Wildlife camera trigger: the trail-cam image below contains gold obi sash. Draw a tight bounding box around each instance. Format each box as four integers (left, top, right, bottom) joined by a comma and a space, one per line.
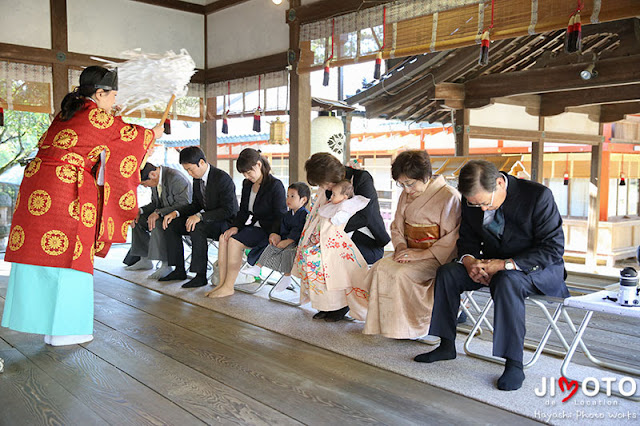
405, 222, 440, 249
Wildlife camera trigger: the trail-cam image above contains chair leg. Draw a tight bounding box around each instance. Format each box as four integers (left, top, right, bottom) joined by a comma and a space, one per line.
234, 267, 274, 294
269, 275, 302, 307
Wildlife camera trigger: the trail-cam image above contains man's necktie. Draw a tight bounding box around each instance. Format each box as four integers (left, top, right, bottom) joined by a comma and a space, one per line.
200, 179, 207, 206
485, 208, 504, 239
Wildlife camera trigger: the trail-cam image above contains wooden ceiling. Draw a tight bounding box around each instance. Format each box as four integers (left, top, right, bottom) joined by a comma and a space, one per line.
130, 0, 251, 15
346, 19, 640, 125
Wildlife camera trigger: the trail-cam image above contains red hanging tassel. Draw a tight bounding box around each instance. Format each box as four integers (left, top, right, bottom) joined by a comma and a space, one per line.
323, 60, 331, 86
253, 108, 261, 133
163, 118, 171, 135
222, 110, 229, 134
0, 107, 4, 127
564, 14, 575, 53
620, 173, 627, 186
374, 52, 382, 81
478, 30, 490, 66
374, 7, 386, 80
573, 12, 582, 52
563, 172, 569, 186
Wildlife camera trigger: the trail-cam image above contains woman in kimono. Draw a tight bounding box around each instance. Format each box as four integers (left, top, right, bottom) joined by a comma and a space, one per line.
361, 150, 461, 340
1, 66, 163, 346
295, 153, 389, 322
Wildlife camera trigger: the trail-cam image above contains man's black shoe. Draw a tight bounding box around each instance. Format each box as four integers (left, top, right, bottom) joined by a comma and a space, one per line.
182, 276, 207, 288
158, 269, 187, 281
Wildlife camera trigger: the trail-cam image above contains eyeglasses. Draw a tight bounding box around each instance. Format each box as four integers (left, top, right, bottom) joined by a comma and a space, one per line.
396, 179, 417, 189
466, 190, 495, 208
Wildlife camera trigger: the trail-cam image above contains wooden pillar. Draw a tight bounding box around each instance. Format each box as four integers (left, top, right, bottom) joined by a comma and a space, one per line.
288, 0, 311, 183
586, 141, 603, 270
342, 112, 352, 164
201, 97, 217, 165
454, 109, 469, 156
599, 123, 613, 221
531, 116, 545, 183
51, 0, 69, 116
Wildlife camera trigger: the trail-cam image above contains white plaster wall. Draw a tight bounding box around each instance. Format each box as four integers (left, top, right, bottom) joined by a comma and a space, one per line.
68, 0, 205, 68
207, 0, 289, 68
544, 112, 600, 135
469, 103, 539, 130
0, 0, 51, 48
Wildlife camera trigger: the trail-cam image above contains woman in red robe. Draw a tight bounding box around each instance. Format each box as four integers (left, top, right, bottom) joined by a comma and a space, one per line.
2, 66, 163, 346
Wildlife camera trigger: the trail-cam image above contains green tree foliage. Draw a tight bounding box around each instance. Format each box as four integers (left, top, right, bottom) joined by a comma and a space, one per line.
0, 108, 49, 175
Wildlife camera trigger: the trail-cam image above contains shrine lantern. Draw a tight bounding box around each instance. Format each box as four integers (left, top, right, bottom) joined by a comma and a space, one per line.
268, 117, 287, 145
311, 111, 345, 159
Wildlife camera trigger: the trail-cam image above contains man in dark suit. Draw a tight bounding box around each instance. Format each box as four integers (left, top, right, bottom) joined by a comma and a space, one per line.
124, 163, 192, 278
162, 146, 238, 288
414, 160, 568, 391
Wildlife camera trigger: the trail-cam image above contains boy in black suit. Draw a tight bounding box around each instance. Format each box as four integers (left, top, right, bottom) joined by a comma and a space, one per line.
162, 147, 239, 288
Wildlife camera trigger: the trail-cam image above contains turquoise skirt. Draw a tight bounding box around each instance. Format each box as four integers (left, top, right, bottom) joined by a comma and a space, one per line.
1, 263, 94, 335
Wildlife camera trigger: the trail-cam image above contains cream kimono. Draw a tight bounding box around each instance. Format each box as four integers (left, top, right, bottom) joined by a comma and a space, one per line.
295, 190, 369, 320
362, 175, 461, 339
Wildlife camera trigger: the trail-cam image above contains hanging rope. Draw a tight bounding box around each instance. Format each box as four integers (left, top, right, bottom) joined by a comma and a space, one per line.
478, 0, 494, 66
253, 75, 261, 132
222, 81, 230, 134
374, 7, 386, 80
564, 154, 569, 185
323, 18, 335, 86
565, 1, 584, 53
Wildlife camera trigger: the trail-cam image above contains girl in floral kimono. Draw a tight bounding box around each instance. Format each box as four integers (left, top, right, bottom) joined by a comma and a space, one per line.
295, 179, 370, 322
2, 66, 163, 346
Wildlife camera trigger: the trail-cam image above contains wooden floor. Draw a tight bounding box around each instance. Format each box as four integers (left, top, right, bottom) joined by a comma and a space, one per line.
0, 270, 540, 425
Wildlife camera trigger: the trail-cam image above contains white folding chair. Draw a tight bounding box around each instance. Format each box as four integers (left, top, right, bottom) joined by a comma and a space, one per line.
183, 236, 218, 278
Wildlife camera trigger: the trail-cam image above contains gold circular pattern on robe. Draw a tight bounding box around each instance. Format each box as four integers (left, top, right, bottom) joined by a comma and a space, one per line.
13, 192, 20, 214
37, 130, 49, 149
24, 158, 42, 178
56, 164, 79, 184
52, 129, 78, 149
118, 190, 136, 210
81, 202, 97, 227
68, 198, 80, 220
8, 225, 25, 251
143, 129, 154, 149
60, 153, 85, 186
107, 217, 115, 240
119, 155, 138, 178
28, 190, 52, 216
88, 145, 110, 163
90, 243, 95, 264
98, 221, 104, 239
121, 220, 133, 240
95, 241, 105, 253
120, 125, 138, 142
73, 236, 83, 260
104, 182, 111, 204
89, 108, 114, 129
41, 230, 69, 256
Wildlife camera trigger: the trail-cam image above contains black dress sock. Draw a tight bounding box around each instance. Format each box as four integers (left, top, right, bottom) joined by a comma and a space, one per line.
497, 358, 525, 391
413, 338, 456, 363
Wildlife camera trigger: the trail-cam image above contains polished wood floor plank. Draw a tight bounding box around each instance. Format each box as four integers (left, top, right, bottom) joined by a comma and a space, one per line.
0, 322, 205, 426
88, 321, 299, 425
93, 272, 539, 425
0, 348, 107, 426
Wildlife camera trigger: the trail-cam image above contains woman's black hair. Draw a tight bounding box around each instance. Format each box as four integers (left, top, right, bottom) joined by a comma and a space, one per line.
237, 148, 271, 180
60, 66, 112, 121
288, 181, 311, 207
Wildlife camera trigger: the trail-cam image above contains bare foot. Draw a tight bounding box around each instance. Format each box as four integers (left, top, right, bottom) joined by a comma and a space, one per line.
206, 287, 234, 298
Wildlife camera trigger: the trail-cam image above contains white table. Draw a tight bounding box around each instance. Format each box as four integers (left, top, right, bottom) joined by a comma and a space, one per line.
562, 290, 640, 400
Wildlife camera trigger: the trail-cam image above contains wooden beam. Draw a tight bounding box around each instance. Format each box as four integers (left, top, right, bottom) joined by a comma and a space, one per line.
205, 52, 288, 84
291, 0, 394, 25
288, 0, 311, 183
435, 83, 465, 110
586, 139, 603, 270
530, 117, 544, 183
539, 84, 640, 117
465, 54, 640, 108
201, 97, 217, 165
204, 0, 250, 15
130, 0, 205, 14
51, 0, 68, 116
454, 109, 469, 156
597, 102, 640, 123
493, 95, 541, 116
465, 125, 604, 145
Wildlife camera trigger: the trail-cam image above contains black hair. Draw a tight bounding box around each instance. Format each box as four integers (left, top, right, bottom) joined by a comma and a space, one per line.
391, 150, 433, 182
140, 163, 156, 181
458, 160, 500, 198
179, 146, 207, 165
237, 148, 271, 178
60, 66, 112, 121
304, 152, 346, 186
288, 181, 311, 207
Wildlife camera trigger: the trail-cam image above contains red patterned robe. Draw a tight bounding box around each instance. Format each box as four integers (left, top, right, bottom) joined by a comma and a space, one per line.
5, 100, 154, 274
